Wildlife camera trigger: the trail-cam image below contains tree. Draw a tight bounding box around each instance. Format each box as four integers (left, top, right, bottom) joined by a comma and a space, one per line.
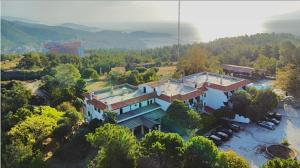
230, 90, 252, 117
54, 64, 81, 87
1, 81, 32, 114
253, 90, 278, 113
81, 68, 99, 80
214, 106, 235, 119
262, 158, 300, 168
2, 140, 32, 168
42, 64, 83, 104
183, 136, 219, 168
17, 52, 47, 69
8, 106, 63, 145
103, 110, 117, 124
166, 100, 202, 129
279, 41, 296, 65
254, 55, 277, 74
217, 150, 250, 168
86, 124, 138, 168
274, 64, 300, 97
177, 47, 209, 75
141, 131, 184, 168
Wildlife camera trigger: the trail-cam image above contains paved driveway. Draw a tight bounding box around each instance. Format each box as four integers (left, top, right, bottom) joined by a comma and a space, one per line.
220, 105, 300, 168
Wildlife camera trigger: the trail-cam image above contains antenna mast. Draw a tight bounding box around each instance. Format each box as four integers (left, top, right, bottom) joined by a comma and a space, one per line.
177, 0, 181, 60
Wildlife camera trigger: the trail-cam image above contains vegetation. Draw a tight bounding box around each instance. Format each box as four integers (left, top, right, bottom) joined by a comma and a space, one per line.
2, 32, 300, 167
262, 158, 300, 168
108, 67, 159, 85
141, 131, 185, 168
41, 64, 86, 105
86, 124, 139, 168
217, 150, 250, 168
183, 136, 219, 168
229, 88, 278, 122
164, 100, 202, 132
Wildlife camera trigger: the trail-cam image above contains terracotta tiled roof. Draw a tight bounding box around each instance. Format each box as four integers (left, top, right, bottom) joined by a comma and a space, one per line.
204, 106, 215, 113
221, 64, 254, 74
204, 79, 251, 92
82, 93, 90, 99
92, 99, 108, 109
111, 92, 156, 110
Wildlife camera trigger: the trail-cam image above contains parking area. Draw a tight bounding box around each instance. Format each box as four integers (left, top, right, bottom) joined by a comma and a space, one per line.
220, 105, 300, 168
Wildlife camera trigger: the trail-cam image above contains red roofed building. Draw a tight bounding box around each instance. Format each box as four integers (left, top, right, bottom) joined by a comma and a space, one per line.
83, 72, 252, 133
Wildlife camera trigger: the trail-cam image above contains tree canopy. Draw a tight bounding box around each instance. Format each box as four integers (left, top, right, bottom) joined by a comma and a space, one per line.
183, 136, 219, 168
86, 123, 139, 168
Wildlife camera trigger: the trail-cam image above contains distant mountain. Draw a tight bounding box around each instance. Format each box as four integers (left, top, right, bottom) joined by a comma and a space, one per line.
1, 19, 175, 53
1, 16, 40, 24
59, 23, 100, 32
264, 11, 300, 36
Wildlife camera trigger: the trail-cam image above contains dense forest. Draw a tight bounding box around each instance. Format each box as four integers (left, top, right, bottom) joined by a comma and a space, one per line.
1, 33, 300, 168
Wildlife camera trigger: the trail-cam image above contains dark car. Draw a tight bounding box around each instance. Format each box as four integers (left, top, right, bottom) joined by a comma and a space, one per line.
265, 116, 280, 125
257, 121, 275, 130
225, 123, 240, 132
205, 135, 222, 146
211, 131, 230, 141
268, 112, 282, 121
216, 127, 233, 136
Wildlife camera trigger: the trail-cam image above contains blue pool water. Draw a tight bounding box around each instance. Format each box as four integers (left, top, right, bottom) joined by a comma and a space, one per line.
247, 80, 273, 90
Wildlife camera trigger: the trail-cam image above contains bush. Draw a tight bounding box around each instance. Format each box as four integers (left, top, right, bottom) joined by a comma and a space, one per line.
281, 139, 290, 146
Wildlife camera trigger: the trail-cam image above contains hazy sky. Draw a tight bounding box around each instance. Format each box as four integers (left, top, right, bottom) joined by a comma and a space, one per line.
2, 1, 300, 42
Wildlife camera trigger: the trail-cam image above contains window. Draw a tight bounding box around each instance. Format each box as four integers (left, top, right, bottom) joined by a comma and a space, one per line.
204, 93, 206, 97
98, 109, 100, 113
150, 100, 153, 104
120, 108, 123, 114
143, 87, 146, 93
139, 102, 142, 108
88, 111, 91, 116
94, 107, 97, 111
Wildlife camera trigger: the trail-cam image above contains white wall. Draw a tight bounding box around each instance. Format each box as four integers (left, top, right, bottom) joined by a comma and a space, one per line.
138, 85, 154, 93
205, 88, 228, 109
83, 98, 104, 121
156, 98, 171, 111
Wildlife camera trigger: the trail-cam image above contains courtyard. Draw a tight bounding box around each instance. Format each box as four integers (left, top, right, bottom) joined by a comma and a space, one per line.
220, 104, 300, 168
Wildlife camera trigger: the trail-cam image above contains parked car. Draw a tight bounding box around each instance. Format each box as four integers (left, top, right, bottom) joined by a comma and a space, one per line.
268, 112, 282, 121
257, 121, 275, 130
205, 135, 222, 146
225, 123, 240, 132
265, 116, 280, 125
211, 131, 230, 141
216, 127, 233, 136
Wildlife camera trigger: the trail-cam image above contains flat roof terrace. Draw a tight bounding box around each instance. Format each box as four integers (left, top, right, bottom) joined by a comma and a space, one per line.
184, 72, 243, 86
92, 84, 146, 105
158, 81, 197, 97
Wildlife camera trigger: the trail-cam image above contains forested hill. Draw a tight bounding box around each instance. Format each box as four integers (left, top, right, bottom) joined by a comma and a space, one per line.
1, 19, 173, 53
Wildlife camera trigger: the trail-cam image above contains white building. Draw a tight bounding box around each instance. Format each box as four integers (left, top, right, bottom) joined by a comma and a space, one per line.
82, 72, 251, 134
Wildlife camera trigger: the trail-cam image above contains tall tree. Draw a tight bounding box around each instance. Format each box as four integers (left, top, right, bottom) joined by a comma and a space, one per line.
141, 131, 185, 168
177, 47, 209, 75
86, 124, 139, 168
183, 136, 219, 168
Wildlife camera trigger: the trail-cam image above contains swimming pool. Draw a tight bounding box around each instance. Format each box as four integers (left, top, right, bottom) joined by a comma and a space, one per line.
247, 80, 273, 90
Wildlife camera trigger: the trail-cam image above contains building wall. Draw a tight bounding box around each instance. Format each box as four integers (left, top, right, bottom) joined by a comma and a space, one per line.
84, 99, 104, 121
205, 88, 228, 109
156, 98, 171, 111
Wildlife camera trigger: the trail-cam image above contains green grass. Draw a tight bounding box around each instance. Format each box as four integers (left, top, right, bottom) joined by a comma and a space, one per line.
86, 79, 109, 92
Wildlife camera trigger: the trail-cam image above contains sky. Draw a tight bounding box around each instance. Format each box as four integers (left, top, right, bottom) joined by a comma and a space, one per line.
2, 1, 300, 42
